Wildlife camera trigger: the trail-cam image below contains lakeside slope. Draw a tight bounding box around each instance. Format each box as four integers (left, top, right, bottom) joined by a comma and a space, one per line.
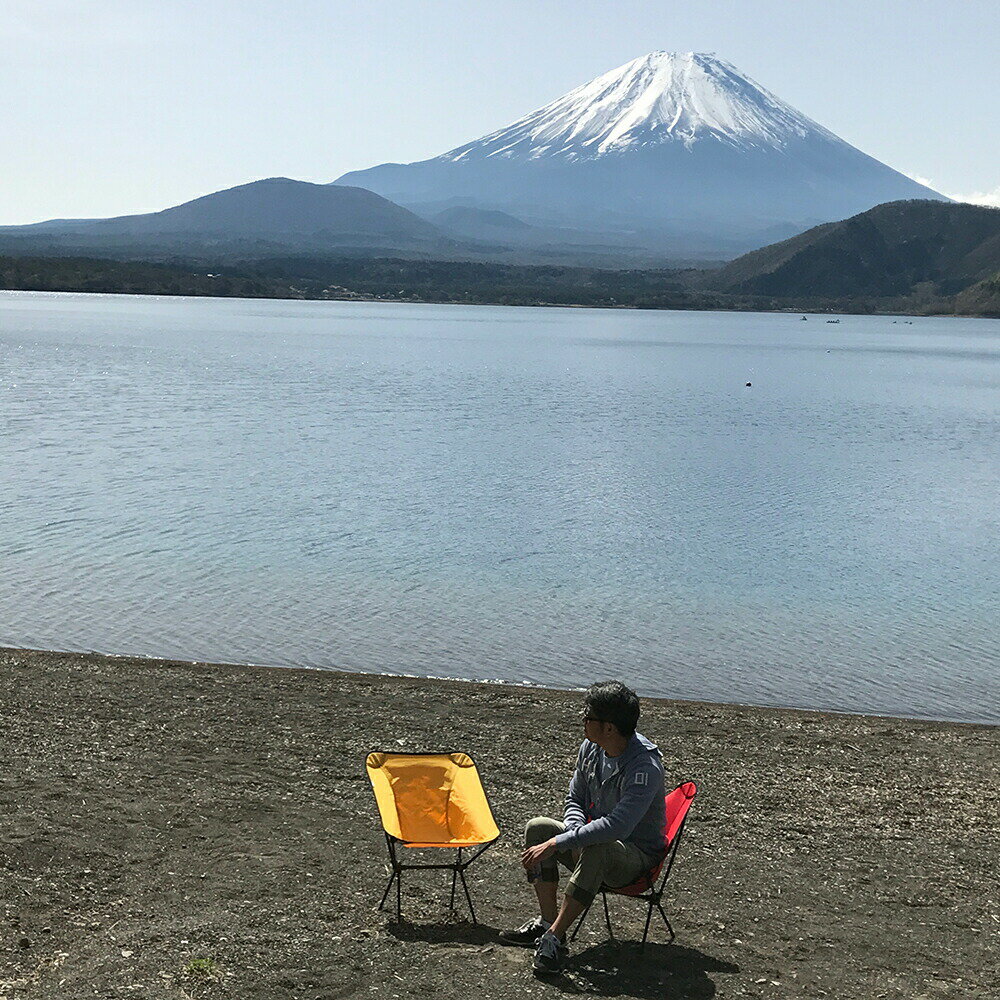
2, 647, 997, 998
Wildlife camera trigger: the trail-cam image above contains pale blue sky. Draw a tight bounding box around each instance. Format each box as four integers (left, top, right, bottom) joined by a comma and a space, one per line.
3, 0, 998, 224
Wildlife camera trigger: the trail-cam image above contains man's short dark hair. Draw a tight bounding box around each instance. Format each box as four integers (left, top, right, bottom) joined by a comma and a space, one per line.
584, 681, 640, 738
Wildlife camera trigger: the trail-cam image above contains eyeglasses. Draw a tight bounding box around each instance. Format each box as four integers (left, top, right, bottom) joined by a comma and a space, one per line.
581, 714, 605, 725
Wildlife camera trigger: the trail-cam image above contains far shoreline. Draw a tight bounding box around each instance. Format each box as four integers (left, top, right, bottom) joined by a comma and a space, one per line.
0, 284, 987, 320
0, 284, 971, 319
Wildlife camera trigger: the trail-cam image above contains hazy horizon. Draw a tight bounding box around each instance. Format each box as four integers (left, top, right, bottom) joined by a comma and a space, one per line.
3, 0, 998, 225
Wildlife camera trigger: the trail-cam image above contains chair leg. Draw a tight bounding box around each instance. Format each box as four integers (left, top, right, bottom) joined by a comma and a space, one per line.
450, 847, 461, 913
570, 902, 592, 942
396, 868, 403, 921
640, 899, 655, 953
458, 868, 478, 924
378, 871, 396, 912
656, 901, 675, 943
602, 892, 614, 940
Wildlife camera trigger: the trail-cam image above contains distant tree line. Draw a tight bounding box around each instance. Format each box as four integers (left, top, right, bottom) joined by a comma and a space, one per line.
0, 256, 294, 299
1, 253, 995, 317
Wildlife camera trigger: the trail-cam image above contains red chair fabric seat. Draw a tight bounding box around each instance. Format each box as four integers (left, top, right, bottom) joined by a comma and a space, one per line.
608, 861, 664, 896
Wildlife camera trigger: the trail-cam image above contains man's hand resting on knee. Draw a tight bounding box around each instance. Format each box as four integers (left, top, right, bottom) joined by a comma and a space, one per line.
521, 838, 558, 870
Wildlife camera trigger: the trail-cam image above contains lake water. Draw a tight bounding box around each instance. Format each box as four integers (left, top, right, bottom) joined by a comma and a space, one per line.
1, 291, 998, 723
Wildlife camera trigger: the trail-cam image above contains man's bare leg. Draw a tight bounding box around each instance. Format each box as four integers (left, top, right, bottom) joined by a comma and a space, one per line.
548, 893, 586, 941
533, 880, 559, 924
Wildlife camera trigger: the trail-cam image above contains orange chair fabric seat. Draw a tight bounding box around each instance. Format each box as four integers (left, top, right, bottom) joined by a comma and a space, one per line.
365, 752, 500, 848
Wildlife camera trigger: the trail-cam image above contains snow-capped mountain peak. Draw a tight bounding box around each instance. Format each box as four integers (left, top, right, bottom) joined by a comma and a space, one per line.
441, 51, 835, 162
334, 50, 946, 256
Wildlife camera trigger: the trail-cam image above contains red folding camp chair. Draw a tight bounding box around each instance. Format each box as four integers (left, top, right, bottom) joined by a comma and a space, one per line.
571, 780, 698, 951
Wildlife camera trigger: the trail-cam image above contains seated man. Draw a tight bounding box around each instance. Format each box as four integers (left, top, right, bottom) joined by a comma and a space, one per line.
501, 681, 666, 973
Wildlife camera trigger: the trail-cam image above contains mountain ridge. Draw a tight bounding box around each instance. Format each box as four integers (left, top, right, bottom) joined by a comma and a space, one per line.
0, 178, 443, 254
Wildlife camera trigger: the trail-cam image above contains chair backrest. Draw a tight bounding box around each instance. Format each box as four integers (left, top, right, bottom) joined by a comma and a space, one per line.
365, 751, 500, 846
664, 780, 698, 849
607, 780, 698, 896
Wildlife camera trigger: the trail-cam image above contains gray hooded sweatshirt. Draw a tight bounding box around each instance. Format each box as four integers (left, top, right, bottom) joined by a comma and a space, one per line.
553, 732, 666, 860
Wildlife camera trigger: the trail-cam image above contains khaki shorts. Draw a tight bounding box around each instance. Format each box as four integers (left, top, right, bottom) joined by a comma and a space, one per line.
524, 816, 654, 906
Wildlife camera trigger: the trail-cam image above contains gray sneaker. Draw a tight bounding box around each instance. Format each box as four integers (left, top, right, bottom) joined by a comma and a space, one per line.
532, 930, 569, 974
499, 915, 551, 946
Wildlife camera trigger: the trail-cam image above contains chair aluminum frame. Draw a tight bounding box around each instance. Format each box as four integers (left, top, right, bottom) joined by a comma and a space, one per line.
570, 783, 696, 951
377, 833, 495, 923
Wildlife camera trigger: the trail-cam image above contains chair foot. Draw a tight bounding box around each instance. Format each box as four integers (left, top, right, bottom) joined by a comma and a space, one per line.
602, 892, 615, 940
640, 900, 655, 951
571, 903, 592, 942
378, 871, 397, 913
459, 868, 478, 924
656, 902, 675, 943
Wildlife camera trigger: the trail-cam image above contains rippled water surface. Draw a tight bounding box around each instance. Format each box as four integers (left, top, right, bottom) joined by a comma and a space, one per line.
2, 292, 998, 722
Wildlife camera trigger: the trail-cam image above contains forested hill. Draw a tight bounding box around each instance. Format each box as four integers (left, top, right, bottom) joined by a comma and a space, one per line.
954, 270, 1000, 316
2, 247, 998, 316
714, 200, 1000, 301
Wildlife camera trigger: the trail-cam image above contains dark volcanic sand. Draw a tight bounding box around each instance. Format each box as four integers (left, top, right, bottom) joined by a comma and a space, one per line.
1, 647, 997, 999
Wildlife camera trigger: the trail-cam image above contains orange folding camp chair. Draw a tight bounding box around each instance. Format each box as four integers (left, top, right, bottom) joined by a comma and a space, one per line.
571, 780, 698, 951
365, 751, 500, 922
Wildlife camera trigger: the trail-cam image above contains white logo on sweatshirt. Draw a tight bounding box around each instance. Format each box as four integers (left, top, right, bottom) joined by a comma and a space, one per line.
634, 771, 648, 786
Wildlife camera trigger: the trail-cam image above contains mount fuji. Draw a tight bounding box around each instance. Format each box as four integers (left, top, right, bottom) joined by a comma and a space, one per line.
335, 52, 947, 255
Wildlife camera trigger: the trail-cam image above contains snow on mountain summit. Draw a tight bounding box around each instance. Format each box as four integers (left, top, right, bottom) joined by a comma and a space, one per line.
441, 52, 837, 163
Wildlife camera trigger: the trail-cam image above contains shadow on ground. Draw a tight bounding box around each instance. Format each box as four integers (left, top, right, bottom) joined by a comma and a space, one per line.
549, 942, 738, 999
386, 919, 737, 998
385, 917, 501, 946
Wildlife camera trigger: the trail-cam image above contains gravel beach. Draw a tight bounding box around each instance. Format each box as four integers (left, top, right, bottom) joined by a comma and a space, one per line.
1, 646, 997, 999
